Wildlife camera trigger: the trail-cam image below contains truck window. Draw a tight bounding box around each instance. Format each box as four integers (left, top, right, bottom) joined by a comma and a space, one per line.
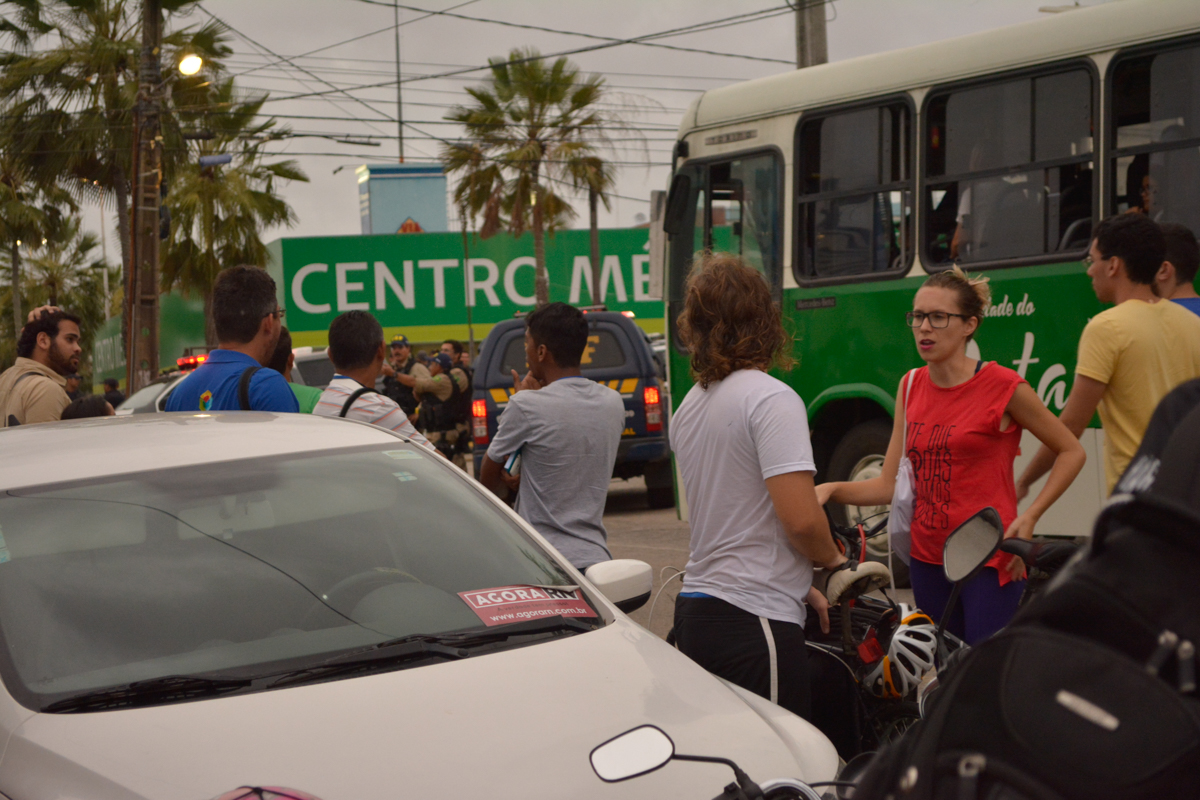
499, 329, 628, 374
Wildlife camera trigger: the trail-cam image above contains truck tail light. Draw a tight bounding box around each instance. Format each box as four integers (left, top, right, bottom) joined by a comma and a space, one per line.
472, 399, 489, 445
644, 385, 662, 432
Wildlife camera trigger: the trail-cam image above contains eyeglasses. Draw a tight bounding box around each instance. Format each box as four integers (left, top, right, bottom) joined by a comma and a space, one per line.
905, 311, 971, 329
264, 308, 286, 320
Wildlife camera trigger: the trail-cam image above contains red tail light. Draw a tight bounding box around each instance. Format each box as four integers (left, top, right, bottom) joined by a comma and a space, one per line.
176, 354, 208, 371
644, 385, 662, 432
472, 399, 489, 445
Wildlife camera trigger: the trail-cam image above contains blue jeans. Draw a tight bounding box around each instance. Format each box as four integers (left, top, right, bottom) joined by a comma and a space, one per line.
909, 558, 1025, 645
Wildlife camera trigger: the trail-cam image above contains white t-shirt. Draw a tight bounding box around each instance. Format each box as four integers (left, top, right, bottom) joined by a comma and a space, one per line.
670, 370, 817, 626
315, 377, 436, 452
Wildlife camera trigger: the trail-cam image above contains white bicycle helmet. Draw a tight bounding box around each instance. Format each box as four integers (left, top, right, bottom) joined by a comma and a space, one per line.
865, 612, 937, 699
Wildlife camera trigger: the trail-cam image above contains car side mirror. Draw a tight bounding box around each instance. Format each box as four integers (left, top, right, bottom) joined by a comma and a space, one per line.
942, 507, 1004, 583
591, 725, 675, 782
584, 559, 652, 613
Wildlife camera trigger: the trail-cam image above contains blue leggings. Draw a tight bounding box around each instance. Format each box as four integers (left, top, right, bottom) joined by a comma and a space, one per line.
908, 558, 1025, 646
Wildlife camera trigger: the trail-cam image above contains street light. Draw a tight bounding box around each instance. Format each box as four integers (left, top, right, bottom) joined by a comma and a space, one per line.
178, 54, 202, 76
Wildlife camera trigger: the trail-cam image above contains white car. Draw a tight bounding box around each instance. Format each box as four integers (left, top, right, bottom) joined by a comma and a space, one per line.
0, 413, 837, 799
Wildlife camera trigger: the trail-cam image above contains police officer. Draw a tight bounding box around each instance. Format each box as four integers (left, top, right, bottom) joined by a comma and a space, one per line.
416, 352, 470, 468
381, 335, 428, 423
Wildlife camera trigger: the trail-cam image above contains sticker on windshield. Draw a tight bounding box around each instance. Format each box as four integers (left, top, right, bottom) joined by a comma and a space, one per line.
384, 449, 423, 460
392, 471, 418, 482
458, 585, 597, 626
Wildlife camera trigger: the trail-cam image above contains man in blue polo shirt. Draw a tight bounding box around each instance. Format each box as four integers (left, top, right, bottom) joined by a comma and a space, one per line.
166, 265, 299, 413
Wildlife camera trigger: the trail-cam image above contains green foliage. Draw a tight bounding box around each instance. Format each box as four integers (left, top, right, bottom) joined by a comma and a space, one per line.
0, 0, 305, 355
0, 213, 114, 380
162, 77, 306, 345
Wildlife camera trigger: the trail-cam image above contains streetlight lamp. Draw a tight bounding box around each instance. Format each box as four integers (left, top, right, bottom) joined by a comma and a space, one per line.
178, 53, 202, 76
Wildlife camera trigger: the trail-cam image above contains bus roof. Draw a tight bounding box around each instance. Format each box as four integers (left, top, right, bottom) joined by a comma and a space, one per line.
683, 0, 1200, 133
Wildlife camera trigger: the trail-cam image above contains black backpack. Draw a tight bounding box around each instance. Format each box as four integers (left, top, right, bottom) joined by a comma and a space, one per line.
855, 381, 1200, 800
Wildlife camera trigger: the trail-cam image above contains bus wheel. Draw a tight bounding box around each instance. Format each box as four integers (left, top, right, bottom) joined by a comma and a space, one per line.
826, 419, 910, 588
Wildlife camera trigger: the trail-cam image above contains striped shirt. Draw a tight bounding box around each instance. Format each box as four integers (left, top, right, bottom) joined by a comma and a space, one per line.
315, 376, 436, 452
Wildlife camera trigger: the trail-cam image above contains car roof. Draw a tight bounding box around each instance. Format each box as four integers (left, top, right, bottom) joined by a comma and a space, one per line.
0, 413, 406, 492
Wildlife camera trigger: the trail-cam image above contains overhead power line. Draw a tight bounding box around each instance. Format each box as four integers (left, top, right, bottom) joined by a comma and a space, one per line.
260, 4, 803, 103
344, 0, 796, 65
228, 0, 484, 80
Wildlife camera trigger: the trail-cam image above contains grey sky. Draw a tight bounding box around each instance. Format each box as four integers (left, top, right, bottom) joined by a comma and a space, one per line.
86, 0, 1114, 250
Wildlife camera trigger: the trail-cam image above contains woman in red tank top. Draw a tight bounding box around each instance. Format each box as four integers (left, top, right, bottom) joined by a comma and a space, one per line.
818, 268, 1086, 643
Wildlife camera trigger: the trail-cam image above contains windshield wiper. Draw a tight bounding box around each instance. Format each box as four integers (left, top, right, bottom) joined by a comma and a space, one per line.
266, 617, 598, 690
42, 674, 253, 713
383, 615, 600, 648
266, 638, 470, 689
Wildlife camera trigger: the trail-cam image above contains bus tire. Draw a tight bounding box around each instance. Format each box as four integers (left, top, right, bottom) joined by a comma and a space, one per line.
826, 419, 910, 588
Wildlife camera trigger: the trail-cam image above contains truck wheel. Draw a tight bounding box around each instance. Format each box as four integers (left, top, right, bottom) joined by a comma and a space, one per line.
826, 419, 909, 588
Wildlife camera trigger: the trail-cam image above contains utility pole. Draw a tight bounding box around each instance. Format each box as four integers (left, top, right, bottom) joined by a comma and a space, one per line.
795, 0, 828, 68
394, 0, 404, 162
127, 0, 162, 392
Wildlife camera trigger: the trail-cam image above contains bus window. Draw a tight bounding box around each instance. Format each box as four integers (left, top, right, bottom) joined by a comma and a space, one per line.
795, 103, 912, 281
1112, 44, 1200, 229
924, 68, 1094, 266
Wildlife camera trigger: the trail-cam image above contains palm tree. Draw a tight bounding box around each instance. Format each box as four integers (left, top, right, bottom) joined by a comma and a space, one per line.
0, 212, 112, 379
0, 0, 229, 283
443, 47, 612, 306
0, 152, 70, 334
567, 155, 617, 305
161, 78, 307, 346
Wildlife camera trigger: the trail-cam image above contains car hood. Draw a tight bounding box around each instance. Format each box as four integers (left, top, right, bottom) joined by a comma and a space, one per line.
1, 619, 837, 800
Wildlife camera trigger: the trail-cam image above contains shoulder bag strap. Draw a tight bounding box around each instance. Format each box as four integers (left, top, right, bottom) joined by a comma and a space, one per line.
339, 386, 377, 418
237, 366, 261, 411
901, 369, 915, 441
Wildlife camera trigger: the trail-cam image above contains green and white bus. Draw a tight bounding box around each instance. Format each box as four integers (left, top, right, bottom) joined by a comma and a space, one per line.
660, 0, 1200, 538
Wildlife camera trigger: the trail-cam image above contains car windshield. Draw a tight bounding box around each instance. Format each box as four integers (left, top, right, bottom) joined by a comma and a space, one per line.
0, 444, 593, 711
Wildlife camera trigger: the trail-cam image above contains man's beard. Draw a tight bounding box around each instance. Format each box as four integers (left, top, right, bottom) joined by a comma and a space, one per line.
48, 341, 78, 375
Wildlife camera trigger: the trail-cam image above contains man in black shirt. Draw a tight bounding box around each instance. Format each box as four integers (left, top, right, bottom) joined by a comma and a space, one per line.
102, 378, 125, 409
380, 334, 425, 422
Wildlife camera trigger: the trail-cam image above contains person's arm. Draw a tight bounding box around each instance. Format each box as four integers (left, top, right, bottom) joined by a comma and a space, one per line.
765, 471, 846, 568
1003, 383, 1086, 553
1017, 373, 1105, 498
816, 374, 907, 508
478, 399, 527, 496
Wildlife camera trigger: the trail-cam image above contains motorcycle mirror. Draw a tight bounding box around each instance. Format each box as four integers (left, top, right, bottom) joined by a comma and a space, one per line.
942, 507, 1004, 583
590, 725, 675, 782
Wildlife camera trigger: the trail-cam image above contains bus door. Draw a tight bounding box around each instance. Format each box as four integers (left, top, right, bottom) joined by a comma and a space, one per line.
663, 152, 784, 376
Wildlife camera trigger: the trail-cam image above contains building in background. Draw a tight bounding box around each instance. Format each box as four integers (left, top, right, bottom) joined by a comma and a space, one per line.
357, 164, 449, 235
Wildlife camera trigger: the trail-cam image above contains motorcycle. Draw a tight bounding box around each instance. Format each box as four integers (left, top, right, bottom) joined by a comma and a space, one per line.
915, 513, 1083, 717
589, 724, 841, 800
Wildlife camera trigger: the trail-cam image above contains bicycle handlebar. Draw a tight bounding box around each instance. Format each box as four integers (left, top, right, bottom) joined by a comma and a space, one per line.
998, 538, 1079, 571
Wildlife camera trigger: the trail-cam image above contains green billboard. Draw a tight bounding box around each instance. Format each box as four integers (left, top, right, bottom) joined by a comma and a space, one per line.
270, 228, 664, 348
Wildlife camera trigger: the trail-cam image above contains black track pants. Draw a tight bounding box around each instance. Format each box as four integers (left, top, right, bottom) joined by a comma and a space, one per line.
674, 594, 812, 720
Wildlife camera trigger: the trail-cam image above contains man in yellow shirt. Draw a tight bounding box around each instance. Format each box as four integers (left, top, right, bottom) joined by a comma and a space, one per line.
1020, 215, 1200, 496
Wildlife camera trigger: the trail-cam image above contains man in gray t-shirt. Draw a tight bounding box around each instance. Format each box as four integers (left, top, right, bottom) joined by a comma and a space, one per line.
480, 303, 625, 570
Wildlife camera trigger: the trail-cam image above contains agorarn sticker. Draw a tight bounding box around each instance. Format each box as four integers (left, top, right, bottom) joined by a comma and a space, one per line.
458, 585, 597, 627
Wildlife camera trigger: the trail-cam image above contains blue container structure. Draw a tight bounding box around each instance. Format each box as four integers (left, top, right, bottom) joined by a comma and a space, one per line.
357, 164, 449, 235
